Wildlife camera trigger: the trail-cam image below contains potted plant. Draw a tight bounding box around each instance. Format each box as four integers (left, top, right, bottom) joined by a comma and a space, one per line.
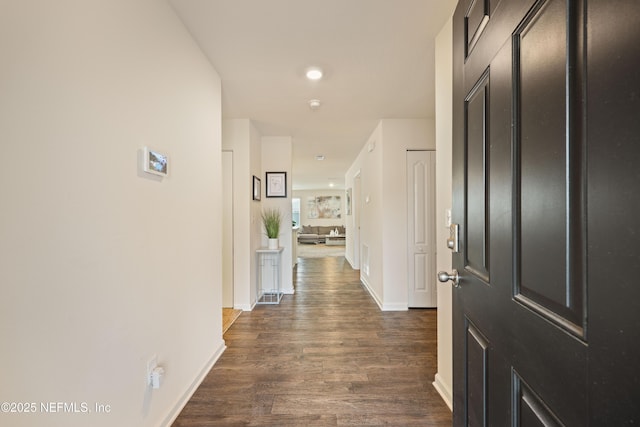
261, 208, 282, 249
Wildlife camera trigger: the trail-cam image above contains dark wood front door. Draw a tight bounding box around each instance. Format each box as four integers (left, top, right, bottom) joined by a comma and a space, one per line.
451, 0, 640, 425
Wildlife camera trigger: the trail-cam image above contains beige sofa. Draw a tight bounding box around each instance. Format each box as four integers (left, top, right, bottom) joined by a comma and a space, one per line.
297, 225, 346, 244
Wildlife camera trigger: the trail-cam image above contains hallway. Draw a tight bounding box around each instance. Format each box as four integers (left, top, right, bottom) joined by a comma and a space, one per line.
173, 256, 451, 426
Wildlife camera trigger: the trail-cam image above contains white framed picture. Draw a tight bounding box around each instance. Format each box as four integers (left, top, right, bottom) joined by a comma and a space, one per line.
143, 147, 168, 177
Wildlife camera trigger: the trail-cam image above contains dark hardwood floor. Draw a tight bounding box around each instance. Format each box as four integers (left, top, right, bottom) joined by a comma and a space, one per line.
173, 256, 452, 426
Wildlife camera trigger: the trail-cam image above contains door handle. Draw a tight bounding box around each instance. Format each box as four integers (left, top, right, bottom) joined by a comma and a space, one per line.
438, 269, 460, 287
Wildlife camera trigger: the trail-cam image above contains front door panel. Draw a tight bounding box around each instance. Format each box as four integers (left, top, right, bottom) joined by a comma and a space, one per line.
513, 373, 564, 427
465, 319, 489, 426
452, 0, 594, 425
465, 69, 490, 282
513, 0, 585, 335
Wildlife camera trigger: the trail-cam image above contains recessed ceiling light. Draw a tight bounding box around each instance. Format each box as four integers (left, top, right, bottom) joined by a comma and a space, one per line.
315, 155, 325, 161
308, 99, 321, 110
306, 67, 323, 80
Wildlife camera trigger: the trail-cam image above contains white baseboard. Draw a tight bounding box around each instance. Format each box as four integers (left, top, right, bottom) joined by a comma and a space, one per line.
345, 253, 358, 270
381, 302, 408, 311
360, 276, 407, 311
433, 372, 453, 411
360, 276, 383, 310
237, 299, 258, 311
162, 342, 226, 426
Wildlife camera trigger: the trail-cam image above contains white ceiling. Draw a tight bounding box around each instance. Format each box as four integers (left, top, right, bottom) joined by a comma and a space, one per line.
169, 0, 457, 190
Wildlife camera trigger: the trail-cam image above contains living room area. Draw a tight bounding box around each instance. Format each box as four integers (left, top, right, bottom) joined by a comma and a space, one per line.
293, 189, 347, 258
297, 224, 346, 245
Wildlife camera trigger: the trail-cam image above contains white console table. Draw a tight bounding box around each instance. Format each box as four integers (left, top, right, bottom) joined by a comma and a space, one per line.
256, 247, 284, 304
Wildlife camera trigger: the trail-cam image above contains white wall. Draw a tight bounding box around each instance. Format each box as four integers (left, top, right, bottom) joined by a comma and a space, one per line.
345, 119, 434, 310
261, 137, 294, 294
433, 15, 454, 410
0, 2, 224, 426
222, 119, 263, 310
293, 190, 346, 227
346, 124, 384, 303
380, 119, 435, 309
249, 123, 263, 302
222, 120, 248, 309
344, 172, 362, 271
222, 151, 234, 308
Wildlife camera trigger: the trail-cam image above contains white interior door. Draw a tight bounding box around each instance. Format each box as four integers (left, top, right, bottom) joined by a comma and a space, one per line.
407, 150, 436, 308
222, 151, 233, 308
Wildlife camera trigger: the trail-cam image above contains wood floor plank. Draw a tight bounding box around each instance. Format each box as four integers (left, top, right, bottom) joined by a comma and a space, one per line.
172, 256, 451, 426
270, 393, 434, 416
